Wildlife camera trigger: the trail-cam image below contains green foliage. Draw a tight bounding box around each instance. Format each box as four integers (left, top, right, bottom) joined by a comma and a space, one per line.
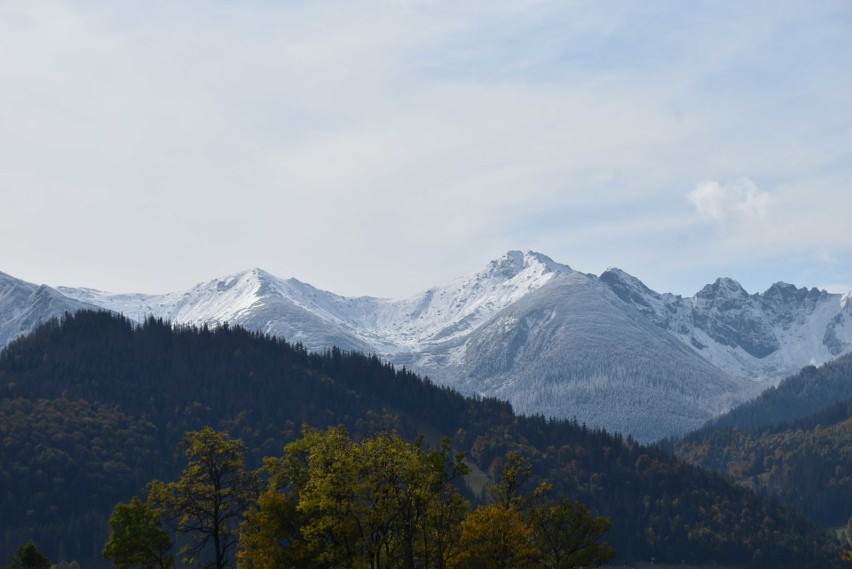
0, 397, 163, 563
103, 496, 172, 569
454, 457, 614, 569
8, 543, 50, 569
239, 427, 470, 569
453, 504, 537, 569
453, 456, 613, 569
528, 498, 614, 569
676, 399, 852, 526
148, 428, 259, 569
489, 451, 533, 509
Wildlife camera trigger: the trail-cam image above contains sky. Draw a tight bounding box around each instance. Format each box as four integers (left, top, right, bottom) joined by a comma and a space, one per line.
1, 0, 851, 298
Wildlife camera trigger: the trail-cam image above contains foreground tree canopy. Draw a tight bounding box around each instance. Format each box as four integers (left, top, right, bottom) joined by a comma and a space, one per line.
149, 428, 260, 569
102, 427, 614, 569
102, 497, 172, 569
8, 543, 51, 569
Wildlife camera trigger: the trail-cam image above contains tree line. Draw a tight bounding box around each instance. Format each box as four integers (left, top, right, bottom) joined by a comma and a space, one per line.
103, 427, 613, 569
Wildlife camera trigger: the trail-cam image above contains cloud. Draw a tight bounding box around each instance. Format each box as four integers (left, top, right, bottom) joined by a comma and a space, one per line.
819, 283, 852, 294
688, 178, 770, 224
0, 1, 850, 298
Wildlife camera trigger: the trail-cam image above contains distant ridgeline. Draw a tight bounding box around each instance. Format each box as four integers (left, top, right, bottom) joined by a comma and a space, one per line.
671, 354, 852, 528
0, 311, 844, 568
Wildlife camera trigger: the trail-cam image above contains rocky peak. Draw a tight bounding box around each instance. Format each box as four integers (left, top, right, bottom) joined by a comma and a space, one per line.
696, 277, 750, 302
482, 250, 570, 281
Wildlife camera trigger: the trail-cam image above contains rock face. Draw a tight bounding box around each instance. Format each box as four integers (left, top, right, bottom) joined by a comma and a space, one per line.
598, 267, 852, 381
4, 251, 852, 442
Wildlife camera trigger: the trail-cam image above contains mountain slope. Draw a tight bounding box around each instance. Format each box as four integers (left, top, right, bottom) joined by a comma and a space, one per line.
57, 251, 570, 354
0, 271, 99, 348
2, 250, 849, 441
701, 351, 852, 431
675, 398, 852, 527
670, 354, 852, 526
56, 253, 759, 441
442, 272, 758, 442
600, 268, 852, 379
0, 311, 843, 568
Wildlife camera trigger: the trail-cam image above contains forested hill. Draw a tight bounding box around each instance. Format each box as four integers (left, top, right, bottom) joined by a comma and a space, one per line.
706, 352, 852, 431
668, 354, 852, 527
674, 398, 852, 527
0, 311, 843, 568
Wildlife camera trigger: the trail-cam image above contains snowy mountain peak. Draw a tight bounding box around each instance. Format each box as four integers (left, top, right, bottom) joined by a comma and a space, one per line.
223, 267, 278, 288
600, 267, 658, 296
762, 281, 830, 304
764, 281, 799, 297
482, 250, 570, 281
696, 277, 749, 300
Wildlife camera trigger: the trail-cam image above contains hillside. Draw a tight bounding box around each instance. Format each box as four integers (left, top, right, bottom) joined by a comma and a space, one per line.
705, 352, 852, 431
674, 399, 852, 527
0, 311, 843, 568
669, 355, 852, 527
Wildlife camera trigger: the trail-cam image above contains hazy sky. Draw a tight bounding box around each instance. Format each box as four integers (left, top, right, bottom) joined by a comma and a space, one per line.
2, 1, 851, 298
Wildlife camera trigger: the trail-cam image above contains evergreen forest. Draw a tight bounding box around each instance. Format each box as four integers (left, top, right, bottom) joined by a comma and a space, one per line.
0, 311, 846, 568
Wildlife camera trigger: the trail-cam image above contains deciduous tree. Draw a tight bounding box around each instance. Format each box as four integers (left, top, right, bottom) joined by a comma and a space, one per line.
9, 543, 50, 569
149, 428, 259, 569
238, 427, 470, 569
452, 504, 537, 569
103, 496, 173, 569
528, 498, 614, 569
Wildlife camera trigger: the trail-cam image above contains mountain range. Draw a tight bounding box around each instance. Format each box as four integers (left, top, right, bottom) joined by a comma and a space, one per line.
3, 250, 851, 441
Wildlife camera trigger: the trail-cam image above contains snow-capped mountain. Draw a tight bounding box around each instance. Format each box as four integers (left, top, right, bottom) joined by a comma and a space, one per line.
599, 268, 852, 380
423, 270, 758, 442
5, 251, 852, 441
0, 271, 100, 348
58, 250, 570, 356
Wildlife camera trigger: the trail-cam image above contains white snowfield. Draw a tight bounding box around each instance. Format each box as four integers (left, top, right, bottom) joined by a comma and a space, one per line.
3, 251, 851, 442
59, 251, 568, 356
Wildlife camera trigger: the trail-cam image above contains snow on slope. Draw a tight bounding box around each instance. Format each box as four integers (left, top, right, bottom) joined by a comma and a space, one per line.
59, 250, 569, 354
55, 252, 768, 441
61, 269, 376, 353
438, 271, 761, 441
600, 268, 852, 380
8, 250, 852, 441
368, 250, 570, 350
0, 271, 100, 348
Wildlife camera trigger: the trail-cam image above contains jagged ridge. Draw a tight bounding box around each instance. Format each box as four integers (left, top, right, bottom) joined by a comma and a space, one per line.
2, 251, 850, 441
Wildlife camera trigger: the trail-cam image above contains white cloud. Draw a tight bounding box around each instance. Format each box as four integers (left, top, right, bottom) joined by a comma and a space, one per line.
688, 178, 770, 224
819, 283, 852, 294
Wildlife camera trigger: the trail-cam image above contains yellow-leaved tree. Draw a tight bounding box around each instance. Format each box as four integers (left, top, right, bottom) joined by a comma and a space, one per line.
238, 426, 469, 569
148, 428, 259, 569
